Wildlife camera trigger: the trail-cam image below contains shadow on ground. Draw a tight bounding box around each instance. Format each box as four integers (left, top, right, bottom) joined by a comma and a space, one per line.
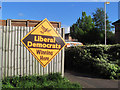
64, 70, 118, 88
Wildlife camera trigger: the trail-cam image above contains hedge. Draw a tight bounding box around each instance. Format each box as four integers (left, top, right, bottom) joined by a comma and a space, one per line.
65, 44, 120, 79
2, 73, 82, 88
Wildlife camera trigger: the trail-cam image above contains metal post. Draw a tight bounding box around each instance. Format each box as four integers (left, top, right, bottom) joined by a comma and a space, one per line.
0, 1, 2, 90
104, 2, 106, 45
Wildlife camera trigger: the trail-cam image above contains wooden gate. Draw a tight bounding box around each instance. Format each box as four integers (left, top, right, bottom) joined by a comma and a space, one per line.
0, 26, 65, 79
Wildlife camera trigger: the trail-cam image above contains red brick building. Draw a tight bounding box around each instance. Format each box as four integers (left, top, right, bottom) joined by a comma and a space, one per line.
112, 19, 120, 43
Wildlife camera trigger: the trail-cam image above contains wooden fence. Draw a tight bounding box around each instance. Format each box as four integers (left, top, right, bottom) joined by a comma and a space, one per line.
0, 26, 65, 79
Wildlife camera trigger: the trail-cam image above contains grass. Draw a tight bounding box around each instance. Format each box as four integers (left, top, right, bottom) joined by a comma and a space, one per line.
2, 73, 82, 89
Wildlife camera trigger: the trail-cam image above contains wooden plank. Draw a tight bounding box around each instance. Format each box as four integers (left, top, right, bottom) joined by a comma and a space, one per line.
17, 26, 21, 76
16, 26, 18, 75
58, 51, 61, 73
1, 26, 3, 79
61, 28, 65, 77
48, 61, 50, 74
56, 54, 59, 73
6, 26, 10, 77
20, 26, 22, 76
30, 52, 33, 75
21, 26, 24, 76
32, 55, 34, 76
43, 64, 46, 75
56, 28, 60, 73
40, 64, 43, 75
46, 64, 48, 74
23, 27, 27, 75
50, 61, 52, 74
9, 26, 12, 76
39, 62, 41, 75
30, 27, 36, 75
29, 27, 32, 75
49, 55, 52, 74
33, 56, 36, 75
4, 26, 6, 78
43, 64, 48, 75
13, 26, 16, 76
1, 26, 4, 79
31, 27, 34, 76
27, 27, 30, 75
32, 27, 34, 75
37, 60, 39, 75
3, 26, 7, 78
51, 59, 54, 74
34, 36, 37, 75
10, 26, 13, 76
56, 28, 59, 73
43, 68, 45, 75
35, 57, 37, 75
39, 59, 41, 75
53, 56, 56, 73
22, 27, 25, 76
29, 27, 31, 75
59, 28, 62, 73
56, 28, 58, 73
15, 27, 19, 75
14, 26, 16, 76
53, 28, 57, 74
26, 27, 29, 75
29, 27, 33, 75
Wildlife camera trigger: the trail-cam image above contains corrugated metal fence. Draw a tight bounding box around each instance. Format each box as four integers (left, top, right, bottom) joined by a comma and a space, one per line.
0, 26, 65, 79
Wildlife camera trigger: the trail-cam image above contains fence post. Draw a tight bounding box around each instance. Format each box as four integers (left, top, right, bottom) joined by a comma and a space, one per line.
0, 26, 2, 89
61, 28, 65, 77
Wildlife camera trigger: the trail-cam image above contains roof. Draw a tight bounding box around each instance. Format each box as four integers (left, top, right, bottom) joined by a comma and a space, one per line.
112, 19, 120, 25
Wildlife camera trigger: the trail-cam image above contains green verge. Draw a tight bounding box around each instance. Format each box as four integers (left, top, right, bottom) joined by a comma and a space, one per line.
65, 44, 120, 79
2, 73, 82, 89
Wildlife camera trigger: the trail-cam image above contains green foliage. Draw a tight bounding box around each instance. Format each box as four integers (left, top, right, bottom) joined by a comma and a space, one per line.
70, 8, 115, 44
92, 8, 115, 44
2, 73, 82, 89
65, 45, 120, 79
70, 12, 95, 44
92, 8, 111, 31
106, 31, 115, 44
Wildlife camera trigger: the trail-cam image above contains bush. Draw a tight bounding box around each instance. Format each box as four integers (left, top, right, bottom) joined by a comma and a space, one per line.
65, 44, 120, 79
2, 73, 82, 89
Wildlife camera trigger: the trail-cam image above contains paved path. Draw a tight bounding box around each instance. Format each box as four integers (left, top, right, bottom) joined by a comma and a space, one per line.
64, 70, 119, 88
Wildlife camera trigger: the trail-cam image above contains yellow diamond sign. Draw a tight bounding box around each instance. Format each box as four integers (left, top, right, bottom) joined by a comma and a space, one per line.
21, 18, 66, 68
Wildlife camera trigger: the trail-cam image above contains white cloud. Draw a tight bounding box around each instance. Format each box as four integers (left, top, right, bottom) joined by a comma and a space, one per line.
2, 0, 120, 2
18, 13, 24, 16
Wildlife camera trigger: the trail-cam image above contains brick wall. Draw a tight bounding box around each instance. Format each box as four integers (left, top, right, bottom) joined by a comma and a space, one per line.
112, 19, 120, 43
115, 24, 120, 43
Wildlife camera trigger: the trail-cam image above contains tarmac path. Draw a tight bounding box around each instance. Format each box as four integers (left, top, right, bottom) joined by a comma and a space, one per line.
64, 70, 119, 88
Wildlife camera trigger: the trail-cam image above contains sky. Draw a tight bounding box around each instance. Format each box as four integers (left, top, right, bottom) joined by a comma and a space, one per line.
1, 2, 119, 28
1, 0, 120, 2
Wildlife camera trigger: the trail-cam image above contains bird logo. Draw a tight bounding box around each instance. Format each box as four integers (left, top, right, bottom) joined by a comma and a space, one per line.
40, 25, 51, 34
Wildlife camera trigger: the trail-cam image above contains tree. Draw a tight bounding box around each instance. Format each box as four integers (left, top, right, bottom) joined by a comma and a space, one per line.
70, 9, 115, 44
92, 8, 115, 44
70, 12, 95, 44
92, 8, 111, 31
